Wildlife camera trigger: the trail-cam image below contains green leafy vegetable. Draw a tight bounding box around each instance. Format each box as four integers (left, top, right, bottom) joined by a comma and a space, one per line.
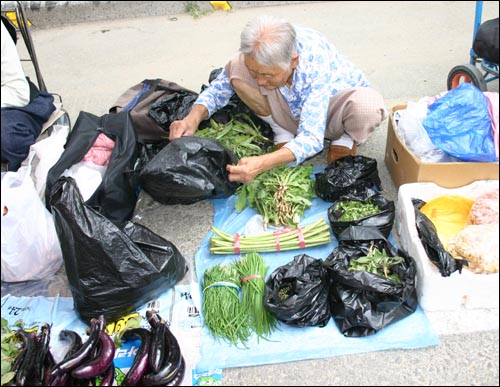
1, 318, 23, 386
196, 113, 273, 159
236, 164, 316, 228
333, 199, 380, 222
348, 243, 405, 284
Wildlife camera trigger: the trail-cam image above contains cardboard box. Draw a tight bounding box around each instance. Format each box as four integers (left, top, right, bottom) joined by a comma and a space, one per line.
384, 104, 499, 189
396, 180, 499, 311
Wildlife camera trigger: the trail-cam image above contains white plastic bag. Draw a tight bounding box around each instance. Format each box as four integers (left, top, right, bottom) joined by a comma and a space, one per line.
396, 100, 458, 162
28, 124, 70, 201
1, 165, 63, 282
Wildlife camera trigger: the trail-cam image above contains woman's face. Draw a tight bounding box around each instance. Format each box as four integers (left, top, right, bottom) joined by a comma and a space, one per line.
244, 54, 298, 90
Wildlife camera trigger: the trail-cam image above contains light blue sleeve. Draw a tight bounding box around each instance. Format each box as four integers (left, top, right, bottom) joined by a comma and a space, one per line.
194, 69, 235, 117
284, 44, 333, 165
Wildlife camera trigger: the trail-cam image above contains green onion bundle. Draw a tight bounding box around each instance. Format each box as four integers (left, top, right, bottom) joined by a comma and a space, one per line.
201, 264, 251, 346
234, 252, 278, 339
209, 218, 331, 254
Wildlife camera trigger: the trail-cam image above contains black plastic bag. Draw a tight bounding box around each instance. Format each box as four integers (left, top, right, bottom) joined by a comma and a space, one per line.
264, 254, 330, 327
324, 226, 418, 337
133, 139, 171, 175
49, 176, 188, 323
139, 136, 240, 205
315, 155, 382, 202
45, 110, 138, 224
327, 188, 395, 239
473, 17, 499, 64
412, 198, 466, 276
148, 90, 198, 128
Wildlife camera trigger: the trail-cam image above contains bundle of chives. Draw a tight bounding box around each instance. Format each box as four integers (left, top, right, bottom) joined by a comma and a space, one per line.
209, 218, 331, 255
234, 252, 278, 339
201, 263, 251, 346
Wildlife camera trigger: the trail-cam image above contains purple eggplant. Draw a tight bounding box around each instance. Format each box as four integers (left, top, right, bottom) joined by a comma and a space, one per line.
71, 331, 115, 379
121, 328, 152, 386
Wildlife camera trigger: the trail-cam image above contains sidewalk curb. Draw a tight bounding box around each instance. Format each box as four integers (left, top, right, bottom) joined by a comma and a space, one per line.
1, 1, 313, 29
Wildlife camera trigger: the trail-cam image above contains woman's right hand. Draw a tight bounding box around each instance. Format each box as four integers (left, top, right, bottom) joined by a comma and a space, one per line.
169, 104, 209, 141
169, 119, 196, 141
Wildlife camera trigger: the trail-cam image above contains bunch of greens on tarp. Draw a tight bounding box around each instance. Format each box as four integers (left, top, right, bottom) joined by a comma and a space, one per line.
201, 263, 251, 347
235, 164, 316, 228
201, 253, 278, 347
234, 252, 278, 340
209, 218, 331, 254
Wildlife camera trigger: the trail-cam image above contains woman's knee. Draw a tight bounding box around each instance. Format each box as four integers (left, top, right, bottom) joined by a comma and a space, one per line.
345, 88, 387, 143
352, 87, 386, 119
231, 79, 271, 116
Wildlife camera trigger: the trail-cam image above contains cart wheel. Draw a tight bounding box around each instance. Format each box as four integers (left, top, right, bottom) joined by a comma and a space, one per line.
447, 64, 487, 91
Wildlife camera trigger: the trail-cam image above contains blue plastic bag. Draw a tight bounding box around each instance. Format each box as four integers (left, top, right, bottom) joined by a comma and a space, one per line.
422, 83, 497, 162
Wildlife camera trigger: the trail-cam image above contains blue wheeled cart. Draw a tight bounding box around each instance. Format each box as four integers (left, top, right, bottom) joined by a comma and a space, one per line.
447, 1, 499, 91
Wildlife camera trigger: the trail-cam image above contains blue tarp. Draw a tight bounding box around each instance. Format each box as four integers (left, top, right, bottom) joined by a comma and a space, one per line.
195, 193, 441, 371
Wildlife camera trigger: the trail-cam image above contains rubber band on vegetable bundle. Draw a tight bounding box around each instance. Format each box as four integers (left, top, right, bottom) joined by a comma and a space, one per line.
209, 218, 331, 254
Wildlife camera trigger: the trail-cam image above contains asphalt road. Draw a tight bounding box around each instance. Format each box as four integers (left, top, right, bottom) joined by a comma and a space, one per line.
6, 1, 500, 385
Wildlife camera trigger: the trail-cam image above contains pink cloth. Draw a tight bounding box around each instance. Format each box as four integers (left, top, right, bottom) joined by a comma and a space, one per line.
484, 92, 499, 159
82, 133, 115, 166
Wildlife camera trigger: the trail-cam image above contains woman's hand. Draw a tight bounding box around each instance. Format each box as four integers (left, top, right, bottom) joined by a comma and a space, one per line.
226, 156, 263, 184
169, 119, 196, 140
168, 104, 209, 141
227, 147, 295, 184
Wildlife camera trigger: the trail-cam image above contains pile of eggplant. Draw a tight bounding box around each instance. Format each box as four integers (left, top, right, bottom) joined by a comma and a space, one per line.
125, 310, 185, 386
8, 311, 184, 386
8, 323, 54, 386
6, 315, 112, 386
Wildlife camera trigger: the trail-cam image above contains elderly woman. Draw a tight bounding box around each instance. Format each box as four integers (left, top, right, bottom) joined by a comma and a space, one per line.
170, 15, 386, 184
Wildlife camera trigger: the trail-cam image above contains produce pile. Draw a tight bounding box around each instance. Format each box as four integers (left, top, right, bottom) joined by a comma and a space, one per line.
0, 311, 185, 386
236, 164, 316, 228
421, 188, 499, 274
198, 113, 316, 229
209, 217, 331, 254
195, 113, 274, 159
331, 199, 381, 222
348, 242, 405, 284
201, 253, 278, 347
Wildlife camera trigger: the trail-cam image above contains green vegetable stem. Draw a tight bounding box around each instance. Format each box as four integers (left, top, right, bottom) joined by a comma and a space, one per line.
201, 264, 251, 347
235, 164, 316, 228
209, 218, 331, 254
234, 252, 278, 339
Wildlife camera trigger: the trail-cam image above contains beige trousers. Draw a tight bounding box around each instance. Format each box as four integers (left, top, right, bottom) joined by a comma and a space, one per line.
225, 53, 387, 144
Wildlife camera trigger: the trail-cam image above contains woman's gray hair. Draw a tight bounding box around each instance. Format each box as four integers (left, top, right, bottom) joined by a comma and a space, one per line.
239, 15, 297, 70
